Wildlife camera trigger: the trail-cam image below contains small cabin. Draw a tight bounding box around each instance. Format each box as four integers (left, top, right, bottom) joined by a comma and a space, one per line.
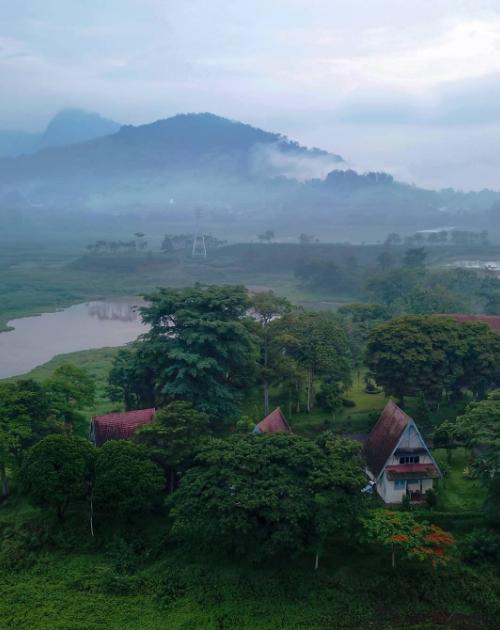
254, 407, 291, 434
90, 408, 156, 446
364, 401, 441, 504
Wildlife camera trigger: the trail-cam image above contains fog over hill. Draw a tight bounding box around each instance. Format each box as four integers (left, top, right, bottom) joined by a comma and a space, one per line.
1, 111, 500, 240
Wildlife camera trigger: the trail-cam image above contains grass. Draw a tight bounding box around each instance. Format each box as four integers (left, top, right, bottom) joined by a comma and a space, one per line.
434, 448, 488, 512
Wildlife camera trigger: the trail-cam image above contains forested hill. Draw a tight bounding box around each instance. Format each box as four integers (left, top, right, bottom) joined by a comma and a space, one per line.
1, 112, 500, 237
0, 112, 343, 183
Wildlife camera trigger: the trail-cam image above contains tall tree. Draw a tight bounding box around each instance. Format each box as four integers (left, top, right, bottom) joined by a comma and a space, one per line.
251, 291, 291, 414
279, 311, 351, 412
0, 380, 55, 499
109, 285, 259, 423
22, 435, 95, 521
134, 401, 211, 492
43, 363, 95, 431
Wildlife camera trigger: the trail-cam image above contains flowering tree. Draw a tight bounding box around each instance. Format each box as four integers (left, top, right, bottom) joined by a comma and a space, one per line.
362, 509, 455, 569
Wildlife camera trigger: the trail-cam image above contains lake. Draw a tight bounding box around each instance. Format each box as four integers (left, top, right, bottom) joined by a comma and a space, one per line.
0, 299, 148, 379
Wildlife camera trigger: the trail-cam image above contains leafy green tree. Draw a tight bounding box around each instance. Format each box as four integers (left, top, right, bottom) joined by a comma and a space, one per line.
0, 380, 55, 498
171, 433, 364, 563
311, 434, 366, 568
366, 316, 476, 403
93, 441, 164, 519
22, 435, 95, 521
278, 311, 351, 412
134, 401, 211, 492
43, 364, 95, 430
251, 291, 291, 414
108, 345, 158, 410
111, 285, 259, 423
448, 391, 500, 479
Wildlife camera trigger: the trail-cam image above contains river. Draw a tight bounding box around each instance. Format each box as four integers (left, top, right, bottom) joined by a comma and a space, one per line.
0, 299, 148, 379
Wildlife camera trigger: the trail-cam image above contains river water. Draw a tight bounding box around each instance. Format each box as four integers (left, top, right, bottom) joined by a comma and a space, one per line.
0, 299, 148, 379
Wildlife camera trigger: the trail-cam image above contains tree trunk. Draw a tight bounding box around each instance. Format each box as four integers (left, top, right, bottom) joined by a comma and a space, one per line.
89, 488, 94, 537
264, 381, 269, 416
170, 468, 175, 494
0, 461, 8, 500
391, 544, 395, 569
307, 368, 314, 412
314, 552, 319, 570
263, 336, 269, 415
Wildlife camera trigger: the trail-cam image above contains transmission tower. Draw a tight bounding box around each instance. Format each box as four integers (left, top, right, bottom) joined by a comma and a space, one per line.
192, 208, 207, 258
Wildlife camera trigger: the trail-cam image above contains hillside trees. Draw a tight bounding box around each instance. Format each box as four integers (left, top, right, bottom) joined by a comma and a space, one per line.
277, 312, 352, 412
366, 316, 500, 403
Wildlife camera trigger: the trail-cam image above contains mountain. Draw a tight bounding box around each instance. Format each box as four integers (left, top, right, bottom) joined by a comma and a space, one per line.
0, 112, 344, 186
0, 111, 499, 239
0, 109, 120, 157
38, 109, 120, 149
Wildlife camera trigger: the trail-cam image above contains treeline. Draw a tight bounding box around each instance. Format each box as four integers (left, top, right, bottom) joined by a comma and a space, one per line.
1, 284, 499, 625
295, 247, 500, 314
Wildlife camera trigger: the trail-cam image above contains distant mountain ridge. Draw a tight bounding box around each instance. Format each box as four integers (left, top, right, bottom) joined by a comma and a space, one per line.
39, 109, 120, 149
0, 112, 344, 183
1, 110, 499, 238
0, 108, 121, 157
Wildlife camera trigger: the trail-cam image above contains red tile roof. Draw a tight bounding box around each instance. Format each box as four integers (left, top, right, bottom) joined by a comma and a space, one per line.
254, 407, 291, 433
385, 463, 440, 480
437, 314, 500, 334
91, 408, 155, 446
364, 401, 411, 477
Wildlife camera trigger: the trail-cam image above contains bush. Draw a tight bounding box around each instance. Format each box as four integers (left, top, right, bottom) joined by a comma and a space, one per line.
461, 528, 498, 565
426, 488, 437, 509
342, 398, 356, 408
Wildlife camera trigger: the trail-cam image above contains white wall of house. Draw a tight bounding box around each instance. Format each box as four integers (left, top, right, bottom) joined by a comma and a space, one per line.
376, 474, 435, 504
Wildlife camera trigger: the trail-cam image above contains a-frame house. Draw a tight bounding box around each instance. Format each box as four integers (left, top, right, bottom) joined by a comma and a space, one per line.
364, 401, 441, 504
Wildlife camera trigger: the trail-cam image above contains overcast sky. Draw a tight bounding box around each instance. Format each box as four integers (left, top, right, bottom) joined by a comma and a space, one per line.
2, 0, 500, 190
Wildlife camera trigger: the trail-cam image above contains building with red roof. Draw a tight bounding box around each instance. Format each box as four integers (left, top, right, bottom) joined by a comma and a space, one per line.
90, 408, 156, 447
436, 314, 500, 334
364, 401, 441, 504
254, 407, 291, 434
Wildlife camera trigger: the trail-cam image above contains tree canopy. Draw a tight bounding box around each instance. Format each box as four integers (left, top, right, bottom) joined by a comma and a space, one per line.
366, 316, 500, 402
170, 433, 364, 562
109, 284, 259, 423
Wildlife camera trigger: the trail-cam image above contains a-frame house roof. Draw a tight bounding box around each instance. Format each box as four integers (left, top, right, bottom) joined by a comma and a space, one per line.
364, 401, 412, 477
254, 407, 291, 434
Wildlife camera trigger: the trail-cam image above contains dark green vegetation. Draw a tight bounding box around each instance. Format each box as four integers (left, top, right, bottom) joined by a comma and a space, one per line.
1, 283, 499, 629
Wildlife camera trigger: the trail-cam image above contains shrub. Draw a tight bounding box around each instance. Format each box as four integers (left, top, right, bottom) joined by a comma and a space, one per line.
461, 528, 498, 565
342, 398, 356, 408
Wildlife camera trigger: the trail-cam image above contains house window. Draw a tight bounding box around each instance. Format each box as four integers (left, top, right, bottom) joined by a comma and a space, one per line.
394, 479, 406, 490
399, 455, 420, 464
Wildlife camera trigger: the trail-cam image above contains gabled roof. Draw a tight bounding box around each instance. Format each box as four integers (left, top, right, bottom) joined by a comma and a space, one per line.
364, 401, 411, 477
254, 407, 291, 434
91, 408, 155, 446
437, 314, 500, 334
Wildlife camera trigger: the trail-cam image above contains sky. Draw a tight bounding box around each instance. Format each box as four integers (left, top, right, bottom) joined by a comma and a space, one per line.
2, 0, 500, 190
